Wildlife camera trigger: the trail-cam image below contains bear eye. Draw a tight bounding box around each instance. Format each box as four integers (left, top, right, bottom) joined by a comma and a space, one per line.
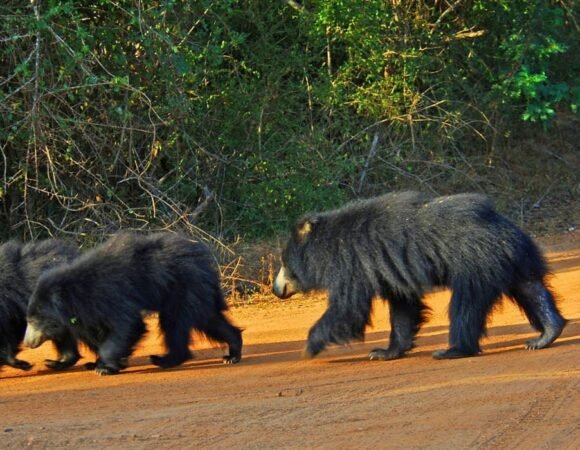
42, 320, 62, 335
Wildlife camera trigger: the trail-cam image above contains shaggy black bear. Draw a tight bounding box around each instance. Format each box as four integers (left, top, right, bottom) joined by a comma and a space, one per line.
273, 191, 566, 360
0, 239, 80, 371
24, 232, 243, 375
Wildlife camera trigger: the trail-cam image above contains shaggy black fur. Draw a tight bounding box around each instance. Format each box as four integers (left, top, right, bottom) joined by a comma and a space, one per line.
273, 191, 566, 360
0, 240, 80, 371
25, 232, 242, 375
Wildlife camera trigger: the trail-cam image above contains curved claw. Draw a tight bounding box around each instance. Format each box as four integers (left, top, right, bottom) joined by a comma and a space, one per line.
368, 348, 404, 361
223, 355, 241, 364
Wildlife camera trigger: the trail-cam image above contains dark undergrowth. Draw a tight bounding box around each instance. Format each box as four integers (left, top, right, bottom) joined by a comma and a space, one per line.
1, 1, 578, 297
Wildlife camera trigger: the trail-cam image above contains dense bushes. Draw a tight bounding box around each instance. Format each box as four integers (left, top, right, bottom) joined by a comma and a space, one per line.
0, 0, 578, 241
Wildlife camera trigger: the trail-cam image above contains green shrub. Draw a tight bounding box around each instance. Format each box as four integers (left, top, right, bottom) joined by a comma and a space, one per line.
0, 1, 577, 241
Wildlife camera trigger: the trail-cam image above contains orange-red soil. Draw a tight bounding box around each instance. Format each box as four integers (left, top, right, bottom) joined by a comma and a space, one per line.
1, 237, 579, 449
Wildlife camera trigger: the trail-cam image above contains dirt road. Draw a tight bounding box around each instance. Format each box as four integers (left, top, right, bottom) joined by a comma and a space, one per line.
1, 237, 579, 449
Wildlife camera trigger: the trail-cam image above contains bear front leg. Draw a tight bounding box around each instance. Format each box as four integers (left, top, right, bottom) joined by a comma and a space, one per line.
369, 297, 426, 361
304, 308, 343, 358
305, 296, 371, 358
45, 331, 80, 370
92, 319, 144, 375
94, 341, 125, 375
304, 328, 327, 358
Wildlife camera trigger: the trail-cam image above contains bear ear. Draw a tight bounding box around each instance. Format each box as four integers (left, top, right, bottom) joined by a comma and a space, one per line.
296, 215, 319, 241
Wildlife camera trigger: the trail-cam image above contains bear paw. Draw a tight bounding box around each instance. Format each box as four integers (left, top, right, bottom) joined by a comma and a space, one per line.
525, 338, 543, 350
525, 321, 566, 350
223, 354, 241, 364
45, 357, 79, 370
95, 365, 119, 376
368, 348, 404, 361
150, 353, 190, 369
85, 358, 123, 375
302, 346, 320, 359
10, 359, 33, 371
432, 347, 478, 360
303, 340, 326, 359
85, 357, 128, 371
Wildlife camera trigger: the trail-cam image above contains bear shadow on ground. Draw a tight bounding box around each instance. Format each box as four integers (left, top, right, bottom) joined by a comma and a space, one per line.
97, 317, 580, 370
329, 319, 580, 363
115, 354, 233, 375
5, 319, 577, 378
128, 318, 578, 369
240, 318, 580, 365
0, 360, 89, 380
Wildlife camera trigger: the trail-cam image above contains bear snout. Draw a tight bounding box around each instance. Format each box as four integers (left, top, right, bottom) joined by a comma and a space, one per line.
23, 322, 48, 349
272, 277, 289, 299
272, 266, 297, 299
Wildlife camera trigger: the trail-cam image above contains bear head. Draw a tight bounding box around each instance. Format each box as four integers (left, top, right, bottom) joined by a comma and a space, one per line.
24, 277, 71, 349
272, 214, 321, 299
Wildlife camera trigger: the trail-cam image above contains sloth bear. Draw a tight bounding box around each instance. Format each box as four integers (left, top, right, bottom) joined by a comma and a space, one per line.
273, 191, 566, 360
0, 239, 80, 371
24, 232, 243, 375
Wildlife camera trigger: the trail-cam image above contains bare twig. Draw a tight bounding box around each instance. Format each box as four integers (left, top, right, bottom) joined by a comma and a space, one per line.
430, 0, 463, 33
191, 187, 215, 222
335, 100, 446, 153
358, 131, 380, 194
0, 33, 33, 43
0, 48, 35, 87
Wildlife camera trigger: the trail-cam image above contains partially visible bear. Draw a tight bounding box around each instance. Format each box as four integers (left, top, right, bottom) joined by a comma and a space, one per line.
273, 191, 566, 360
24, 232, 243, 375
0, 239, 80, 371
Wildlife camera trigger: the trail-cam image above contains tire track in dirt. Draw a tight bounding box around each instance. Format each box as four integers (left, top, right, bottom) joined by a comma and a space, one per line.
473, 373, 580, 449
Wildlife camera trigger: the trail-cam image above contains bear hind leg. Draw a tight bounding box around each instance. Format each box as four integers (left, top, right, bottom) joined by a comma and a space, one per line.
0, 351, 33, 371
201, 314, 243, 364
0, 337, 32, 371
0, 321, 32, 370
369, 296, 427, 361
511, 280, 566, 350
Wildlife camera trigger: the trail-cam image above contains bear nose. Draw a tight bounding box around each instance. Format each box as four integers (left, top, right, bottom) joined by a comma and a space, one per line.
272, 281, 286, 298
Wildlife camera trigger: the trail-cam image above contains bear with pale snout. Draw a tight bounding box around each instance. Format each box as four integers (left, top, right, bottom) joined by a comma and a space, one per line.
25, 232, 243, 375
273, 191, 566, 360
0, 239, 80, 372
